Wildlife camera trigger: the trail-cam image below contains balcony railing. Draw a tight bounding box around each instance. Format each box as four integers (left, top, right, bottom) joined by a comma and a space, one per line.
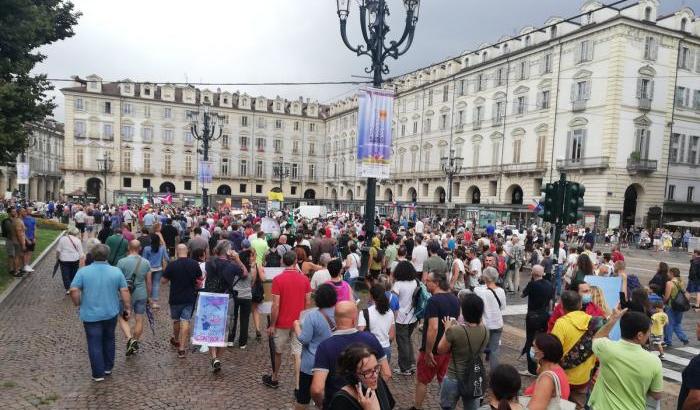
556, 156, 609, 170
501, 162, 547, 174
462, 165, 502, 176
492, 117, 504, 127
627, 158, 657, 172
472, 121, 482, 130
637, 97, 652, 111
455, 123, 464, 133
572, 100, 587, 112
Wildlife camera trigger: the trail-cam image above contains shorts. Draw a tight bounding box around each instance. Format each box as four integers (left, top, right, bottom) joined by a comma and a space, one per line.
687, 280, 700, 293
24, 240, 35, 252
120, 299, 146, 315
86, 225, 94, 233
295, 372, 313, 404
170, 303, 194, 321
5, 241, 21, 257
273, 327, 302, 355
650, 334, 663, 345
416, 351, 451, 385
75, 222, 86, 233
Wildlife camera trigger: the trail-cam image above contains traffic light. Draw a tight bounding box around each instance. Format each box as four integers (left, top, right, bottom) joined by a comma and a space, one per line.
563, 182, 585, 224
542, 182, 558, 223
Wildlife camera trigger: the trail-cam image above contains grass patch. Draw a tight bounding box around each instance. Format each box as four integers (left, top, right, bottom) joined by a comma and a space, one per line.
0, 226, 64, 294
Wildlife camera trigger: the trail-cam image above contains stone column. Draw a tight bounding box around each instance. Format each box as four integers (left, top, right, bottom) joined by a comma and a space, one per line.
30, 177, 39, 201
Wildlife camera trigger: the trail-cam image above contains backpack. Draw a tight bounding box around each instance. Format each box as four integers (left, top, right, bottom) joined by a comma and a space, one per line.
671, 281, 691, 312
265, 251, 281, 268
373, 247, 385, 263
412, 279, 430, 320
496, 256, 507, 276
1, 218, 12, 238
455, 326, 487, 398
560, 316, 603, 370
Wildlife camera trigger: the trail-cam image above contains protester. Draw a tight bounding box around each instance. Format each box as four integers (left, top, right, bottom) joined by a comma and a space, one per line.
474, 267, 506, 369
56, 227, 85, 294
327, 258, 353, 302
3, 207, 26, 277
449, 247, 466, 292
294, 283, 337, 410
116, 240, 151, 356
422, 240, 448, 282
437, 293, 489, 410
69, 244, 131, 382
481, 364, 523, 410
649, 262, 669, 298
520, 333, 570, 409
20, 208, 36, 273
569, 253, 594, 290
391, 260, 419, 375
310, 253, 333, 290
688, 249, 700, 311
588, 309, 663, 409
327, 344, 395, 410
663, 267, 690, 347
229, 246, 254, 349
521, 265, 554, 375
143, 234, 169, 309
105, 227, 128, 266
547, 282, 605, 332
358, 284, 395, 364
251, 230, 269, 266
263, 250, 312, 389
345, 242, 362, 282
678, 323, 700, 410
412, 234, 428, 279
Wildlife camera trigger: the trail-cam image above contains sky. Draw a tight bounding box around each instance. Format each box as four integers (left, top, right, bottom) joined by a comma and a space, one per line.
35, 0, 690, 120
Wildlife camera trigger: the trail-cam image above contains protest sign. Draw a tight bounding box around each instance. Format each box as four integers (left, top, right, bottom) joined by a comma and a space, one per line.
585, 275, 621, 340
192, 292, 230, 347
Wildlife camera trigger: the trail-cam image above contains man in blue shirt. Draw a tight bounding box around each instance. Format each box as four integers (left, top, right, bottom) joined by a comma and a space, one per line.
21, 208, 37, 273
486, 220, 495, 237
70, 244, 131, 382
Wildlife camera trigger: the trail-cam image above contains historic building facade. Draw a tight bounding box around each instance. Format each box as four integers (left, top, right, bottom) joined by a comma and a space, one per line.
61, 0, 699, 226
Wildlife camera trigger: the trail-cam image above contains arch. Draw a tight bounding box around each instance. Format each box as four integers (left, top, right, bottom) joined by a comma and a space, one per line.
331, 188, 338, 200
568, 117, 589, 128
535, 123, 549, 134
467, 185, 481, 204
680, 17, 687, 31
633, 115, 652, 127
644, 6, 652, 21
407, 187, 418, 203
86, 177, 102, 203
159, 181, 176, 193
573, 69, 593, 80
622, 184, 645, 227
303, 189, 316, 199
216, 184, 231, 195
434, 186, 446, 204
638, 65, 656, 77
492, 91, 507, 100
513, 85, 530, 95
384, 188, 393, 202
505, 184, 524, 205
346, 189, 354, 200
511, 127, 526, 137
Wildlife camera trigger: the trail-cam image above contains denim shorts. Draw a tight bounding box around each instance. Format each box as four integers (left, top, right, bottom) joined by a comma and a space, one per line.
121, 299, 146, 315
170, 303, 194, 321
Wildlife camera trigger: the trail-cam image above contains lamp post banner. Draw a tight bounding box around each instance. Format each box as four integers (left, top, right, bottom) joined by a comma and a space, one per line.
198, 160, 214, 184
356, 87, 394, 179
16, 162, 30, 185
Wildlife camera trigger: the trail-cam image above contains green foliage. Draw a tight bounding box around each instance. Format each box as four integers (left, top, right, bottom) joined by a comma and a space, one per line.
0, 0, 81, 165
35, 218, 67, 230
629, 151, 641, 161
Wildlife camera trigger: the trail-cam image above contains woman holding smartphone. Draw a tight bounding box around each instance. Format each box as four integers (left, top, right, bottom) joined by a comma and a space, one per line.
328, 343, 395, 410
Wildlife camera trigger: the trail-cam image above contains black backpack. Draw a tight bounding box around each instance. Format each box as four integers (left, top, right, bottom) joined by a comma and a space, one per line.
266, 251, 281, 268
373, 247, 385, 263
1, 218, 12, 238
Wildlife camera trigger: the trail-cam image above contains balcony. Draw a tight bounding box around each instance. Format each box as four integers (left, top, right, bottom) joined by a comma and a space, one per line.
627, 158, 657, 172
493, 117, 504, 127
557, 156, 609, 171
455, 123, 465, 133
572, 100, 587, 112
462, 165, 502, 176
472, 121, 482, 131
637, 97, 652, 111
501, 162, 547, 175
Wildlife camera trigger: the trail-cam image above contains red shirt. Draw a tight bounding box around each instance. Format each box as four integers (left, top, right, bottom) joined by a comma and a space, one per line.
612, 250, 624, 263
271, 268, 311, 329
523, 366, 570, 399
464, 231, 473, 243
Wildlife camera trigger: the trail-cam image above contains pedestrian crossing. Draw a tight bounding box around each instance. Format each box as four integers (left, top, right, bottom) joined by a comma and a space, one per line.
657, 346, 698, 382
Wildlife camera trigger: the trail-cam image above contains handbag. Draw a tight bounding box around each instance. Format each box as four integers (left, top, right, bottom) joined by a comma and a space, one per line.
671, 281, 690, 312
126, 257, 143, 294
519, 370, 576, 410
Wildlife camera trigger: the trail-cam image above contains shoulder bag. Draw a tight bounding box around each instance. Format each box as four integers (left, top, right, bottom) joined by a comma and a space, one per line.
453, 325, 487, 398
519, 370, 576, 410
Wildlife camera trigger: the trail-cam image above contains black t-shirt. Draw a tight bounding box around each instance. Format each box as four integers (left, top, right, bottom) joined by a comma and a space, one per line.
204, 257, 244, 294
420, 292, 460, 354
163, 257, 202, 305
678, 355, 700, 410
522, 279, 554, 313
161, 224, 179, 247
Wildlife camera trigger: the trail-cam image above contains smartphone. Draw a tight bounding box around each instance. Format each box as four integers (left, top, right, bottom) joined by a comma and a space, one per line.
121, 310, 129, 320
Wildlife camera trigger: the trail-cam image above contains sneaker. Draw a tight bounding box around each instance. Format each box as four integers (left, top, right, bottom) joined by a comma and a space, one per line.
178, 350, 186, 359
262, 374, 279, 388
92, 377, 105, 382
23, 265, 34, 273
104, 370, 112, 376
11, 271, 24, 278
199, 345, 209, 353
211, 358, 222, 373
65, 290, 70, 295
239, 345, 247, 350
126, 338, 136, 357
683, 340, 690, 346
226, 342, 234, 347
133, 340, 140, 352
392, 368, 413, 376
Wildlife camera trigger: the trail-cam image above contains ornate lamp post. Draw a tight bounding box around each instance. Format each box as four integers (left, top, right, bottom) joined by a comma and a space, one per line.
272, 159, 291, 194
335, 0, 420, 277
96, 151, 114, 205
190, 105, 224, 210
440, 149, 463, 204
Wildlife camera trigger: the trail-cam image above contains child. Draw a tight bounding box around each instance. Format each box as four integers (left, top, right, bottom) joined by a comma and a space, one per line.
650, 300, 669, 357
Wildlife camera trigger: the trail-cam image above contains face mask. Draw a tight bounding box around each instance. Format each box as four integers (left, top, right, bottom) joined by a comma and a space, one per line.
529, 346, 537, 361
582, 294, 592, 304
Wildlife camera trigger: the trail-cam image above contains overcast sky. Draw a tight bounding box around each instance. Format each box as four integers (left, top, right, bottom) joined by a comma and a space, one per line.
36, 0, 689, 120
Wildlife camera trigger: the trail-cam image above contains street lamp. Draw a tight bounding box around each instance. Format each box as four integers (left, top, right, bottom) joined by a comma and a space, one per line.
336, 0, 420, 277
272, 159, 291, 193
440, 149, 463, 203
190, 104, 225, 211
96, 151, 114, 205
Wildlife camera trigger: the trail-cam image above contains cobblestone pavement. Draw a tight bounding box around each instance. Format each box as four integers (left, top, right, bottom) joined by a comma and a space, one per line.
0, 247, 696, 409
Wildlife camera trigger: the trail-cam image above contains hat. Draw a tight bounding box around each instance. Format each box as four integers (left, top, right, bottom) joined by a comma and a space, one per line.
241, 239, 251, 249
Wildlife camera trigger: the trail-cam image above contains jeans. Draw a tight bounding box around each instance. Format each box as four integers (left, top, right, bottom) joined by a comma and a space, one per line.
523, 311, 549, 374
486, 328, 502, 369
506, 265, 521, 292
229, 297, 252, 346
396, 321, 417, 372
554, 264, 563, 297
150, 270, 163, 301
83, 315, 118, 378
664, 307, 689, 345
60, 260, 80, 290
439, 376, 480, 410
383, 346, 392, 365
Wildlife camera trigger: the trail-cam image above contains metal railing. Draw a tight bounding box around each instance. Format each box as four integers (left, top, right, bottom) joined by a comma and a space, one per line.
627, 158, 657, 172
638, 97, 652, 111
556, 156, 609, 170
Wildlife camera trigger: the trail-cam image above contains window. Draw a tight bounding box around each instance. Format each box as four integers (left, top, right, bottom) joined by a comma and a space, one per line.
241, 116, 248, 127
142, 178, 150, 188
256, 184, 263, 194
679, 47, 691, 69
550, 25, 557, 39
514, 96, 527, 115
401, 124, 406, 137
309, 142, 315, 155
513, 140, 522, 164
163, 107, 172, 119
502, 44, 509, 55
688, 187, 695, 202
495, 68, 505, 87
240, 160, 248, 177
568, 129, 586, 162
122, 151, 131, 171
122, 103, 132, 115
143, 105, 150, 118
689, 136, 699, 165
536, 135, 546, 163
411, 151, 417, 172
256, 137, 265, 152
442, 85, 449, 102
428, 90, 433, 106
255, 160, 264, 178
524, 35, 531, 47
143, 151, 151, 173
634, 128, 651, 159
491, 140, 500, 165
493, 101, 505, 124
572, 80, 591, 102
670, 133, 681, 163
425, 118, 432, 132
164, 153, 172, 174
476, 74, 486, 92
637, 78, 654, 100
163, 129, 174, 144
676, 87, 690, 107
239, 184, 246, 193
257, 117, 266, 129
220, 158, 229, 176
185, 154, 192, 175
667, 185, 676, 200
414, 94, 420, 109
413, 121, 418, 134
474, 106, 483, 128
578, 40, 593, 63
308, 164, 316, 180
644, 6, 652, 21
142, 126, 153, 143
103, 123, 114, 139
541, 53, 552, 74
482, 51, 488, 62
291, 163, 299, 179
240, 135, 249, 150
74, 120, 86, 138
103, 102, 111, 114
457, 110, 464, 126
274, 139, 282, 153
423, 149, 430, 171
439, 114, 448, 130
76, 148, 83, 169
681, 18, 688, 32
184, 181, 192, 190
538, 90, 551, 109
458, 79, 466, 96
644, 36, 658, 60
309, 123, 316, 132
294, 121, 300, 131
275, 119, 282, 129
517, 60, 529, 80
694, 91, 700, 110
123, 177, 131, 188
75, 98, 84, 111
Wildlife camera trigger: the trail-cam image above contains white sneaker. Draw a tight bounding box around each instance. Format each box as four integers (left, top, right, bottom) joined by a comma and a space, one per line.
23, 265, 34, 273
199, 345, 209, 353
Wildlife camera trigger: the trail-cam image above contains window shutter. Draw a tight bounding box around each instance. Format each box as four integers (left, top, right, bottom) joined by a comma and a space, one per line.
685, 89, 691, 107
523, 97, 528, 114
566, 131, 573, 160
523, 62, 529, 79
688, 48, 696, 70
650, 38, 658, 60
570, 82, 576, 102
491, 103, 497, 121
584, 81, 591, 100
636, 79, 642, 98
513, 98, 519, 114
581, 129, 588, 159
644, 129, 651, 159
650, 80, 655, 100
536, 91, 542, 109
587, 42, 594, 61
680, 135, 686, 163
539, 57, 546, 75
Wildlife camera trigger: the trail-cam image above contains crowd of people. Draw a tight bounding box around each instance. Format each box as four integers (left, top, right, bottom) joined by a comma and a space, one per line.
2, 199, 700, 409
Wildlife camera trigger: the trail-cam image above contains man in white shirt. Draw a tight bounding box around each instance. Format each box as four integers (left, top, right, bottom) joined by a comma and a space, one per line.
467, 248, 482, 289
415, 219, 424, 234
411, 234, 428, 277
474, 267, 506, 369
73, 208, 87, 237
122, 208, 135, 231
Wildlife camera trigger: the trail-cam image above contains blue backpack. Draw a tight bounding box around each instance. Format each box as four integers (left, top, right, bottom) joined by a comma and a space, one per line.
412, 279, 431, 320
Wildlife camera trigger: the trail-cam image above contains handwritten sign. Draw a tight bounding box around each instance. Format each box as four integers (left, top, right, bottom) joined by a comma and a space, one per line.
191, 292, 230, 347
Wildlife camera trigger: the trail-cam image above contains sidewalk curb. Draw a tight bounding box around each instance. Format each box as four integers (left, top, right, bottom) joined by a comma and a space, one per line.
0, 230, 65, 307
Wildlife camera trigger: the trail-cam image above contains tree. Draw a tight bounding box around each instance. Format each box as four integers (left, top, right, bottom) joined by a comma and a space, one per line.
0, 0, 80, 165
